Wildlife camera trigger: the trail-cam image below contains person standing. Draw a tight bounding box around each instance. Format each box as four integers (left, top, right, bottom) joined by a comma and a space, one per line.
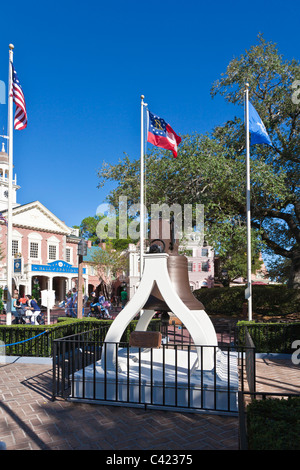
120, 289, 127, 308
71, 288, 78, 317
11, 294, 19, 323
65, 291, 73, 316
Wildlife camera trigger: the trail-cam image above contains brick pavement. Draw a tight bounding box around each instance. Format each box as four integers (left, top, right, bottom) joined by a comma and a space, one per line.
255, 356, 300, 394
0, 356, 299, 451
0, 362, 238, 451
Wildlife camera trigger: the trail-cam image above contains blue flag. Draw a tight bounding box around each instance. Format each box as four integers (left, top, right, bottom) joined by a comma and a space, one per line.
248, 102, 272, 146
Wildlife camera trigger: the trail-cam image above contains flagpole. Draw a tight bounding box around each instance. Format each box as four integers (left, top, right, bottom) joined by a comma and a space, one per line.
6, 44, 14, 325
245, 83, 252, 321
140, 95, 145, 279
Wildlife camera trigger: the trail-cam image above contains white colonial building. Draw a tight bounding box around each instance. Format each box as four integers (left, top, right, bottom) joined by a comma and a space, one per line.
0, 144, 88, 302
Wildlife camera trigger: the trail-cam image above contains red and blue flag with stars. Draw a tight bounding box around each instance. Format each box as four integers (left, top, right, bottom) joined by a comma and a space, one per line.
147, 110, 181, 157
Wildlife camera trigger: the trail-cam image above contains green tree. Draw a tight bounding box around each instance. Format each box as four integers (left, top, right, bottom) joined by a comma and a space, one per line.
210, 34, 300, 288
90, 241, 128, 297
213, 223, 263, 283
79, 216, 102, 245
97, 35, 300, 288
78, 213, 135, 250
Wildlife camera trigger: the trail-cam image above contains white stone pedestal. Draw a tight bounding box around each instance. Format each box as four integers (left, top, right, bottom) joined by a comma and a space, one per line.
71, 347, 239, 414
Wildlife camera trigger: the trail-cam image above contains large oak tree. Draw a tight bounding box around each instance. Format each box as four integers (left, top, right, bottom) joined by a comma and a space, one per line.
98, 35, 300, 288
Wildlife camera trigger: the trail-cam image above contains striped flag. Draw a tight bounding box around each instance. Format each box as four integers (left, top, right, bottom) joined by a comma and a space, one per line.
147, 110, 181, 158
10, 63, 27, 130
0, 212, 7, 225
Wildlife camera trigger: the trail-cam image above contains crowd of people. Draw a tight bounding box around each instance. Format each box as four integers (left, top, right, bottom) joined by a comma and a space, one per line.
63, 288, 113, 319
11, 292, 44, 325
9, 286, 129, 324
87, 291, 112, 319
64, 287, 79, 318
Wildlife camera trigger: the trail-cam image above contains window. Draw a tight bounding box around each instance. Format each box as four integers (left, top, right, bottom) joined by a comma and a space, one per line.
201, 248, 208, 257
188, 261, 193, 272
202, 261, 209, 272
48, 245, 57, 260
66, 247, 71, 263
28, 232, 42, 262
30, 242, 39, 258
89, 265, 96, 276
12, 240, 19, 255
47, 235, 60, 262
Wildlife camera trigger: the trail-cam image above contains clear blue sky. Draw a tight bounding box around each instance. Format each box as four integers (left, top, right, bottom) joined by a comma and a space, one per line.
0, 0, 298, 229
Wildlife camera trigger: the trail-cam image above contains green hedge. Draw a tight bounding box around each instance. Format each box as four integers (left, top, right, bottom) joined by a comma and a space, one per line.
0, 318, 108, 357
247, 397, 300, 450
0, 317, 161, 358
236, 320, 300, 353
194, 285, 300, 316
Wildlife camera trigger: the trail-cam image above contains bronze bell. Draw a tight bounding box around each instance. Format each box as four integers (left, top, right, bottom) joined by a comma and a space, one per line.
143, 254, 204, 311
143, 216, 204, 312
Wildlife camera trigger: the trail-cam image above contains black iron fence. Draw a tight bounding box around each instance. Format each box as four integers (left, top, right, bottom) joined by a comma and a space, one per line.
52, 328, 255, 415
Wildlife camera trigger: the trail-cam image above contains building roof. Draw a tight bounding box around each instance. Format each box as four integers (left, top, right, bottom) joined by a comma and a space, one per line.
0, 200, 73, 234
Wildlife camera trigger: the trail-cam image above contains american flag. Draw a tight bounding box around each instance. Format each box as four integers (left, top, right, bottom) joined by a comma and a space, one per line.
0, 213, 7, 225
10, 63, 27, 130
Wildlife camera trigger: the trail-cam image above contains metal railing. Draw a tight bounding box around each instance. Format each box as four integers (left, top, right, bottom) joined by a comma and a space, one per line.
162, 320, 236, 349
52, 328, 255, 415
245, 327, 256, 394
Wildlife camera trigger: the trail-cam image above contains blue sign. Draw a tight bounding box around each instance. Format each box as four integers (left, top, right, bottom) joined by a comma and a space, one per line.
31, 260, 86, 274
14, 258, 22, 273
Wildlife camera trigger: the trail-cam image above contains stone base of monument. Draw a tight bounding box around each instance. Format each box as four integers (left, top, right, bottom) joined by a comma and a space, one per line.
70, 347, 239, 414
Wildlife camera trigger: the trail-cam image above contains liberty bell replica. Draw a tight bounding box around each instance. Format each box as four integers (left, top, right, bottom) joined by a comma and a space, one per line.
143, 214, 205, 313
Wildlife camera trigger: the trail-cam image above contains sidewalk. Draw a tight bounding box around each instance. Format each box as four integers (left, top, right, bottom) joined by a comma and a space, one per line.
0, 362, 238, 451
0, 355, 299, 450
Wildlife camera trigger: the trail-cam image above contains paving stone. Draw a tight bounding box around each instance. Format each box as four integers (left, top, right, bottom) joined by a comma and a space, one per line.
0, 358, 299, 450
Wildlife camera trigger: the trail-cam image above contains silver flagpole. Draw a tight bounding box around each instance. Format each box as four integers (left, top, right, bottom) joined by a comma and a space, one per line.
140, 95, 145, 279
6, 44, 14, 325
245, 83, 252, 321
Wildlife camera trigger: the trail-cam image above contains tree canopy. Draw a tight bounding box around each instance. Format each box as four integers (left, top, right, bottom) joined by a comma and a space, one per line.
97, 35, 300, 288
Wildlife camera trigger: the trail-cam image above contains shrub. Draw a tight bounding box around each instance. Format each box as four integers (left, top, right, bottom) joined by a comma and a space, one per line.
247, 397, 300, 450
193, 285, 300, 316
236, 321, 300, 353
0, 318, 161, 357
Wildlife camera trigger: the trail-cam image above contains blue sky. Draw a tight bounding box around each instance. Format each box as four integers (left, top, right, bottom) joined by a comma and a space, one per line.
0, 0, 299, 230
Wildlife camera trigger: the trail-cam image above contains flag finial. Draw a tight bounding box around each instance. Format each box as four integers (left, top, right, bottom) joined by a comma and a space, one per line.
9, 44, 14, 50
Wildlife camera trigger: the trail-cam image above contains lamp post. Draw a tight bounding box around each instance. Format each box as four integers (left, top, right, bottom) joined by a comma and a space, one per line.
77, 239, 87, 318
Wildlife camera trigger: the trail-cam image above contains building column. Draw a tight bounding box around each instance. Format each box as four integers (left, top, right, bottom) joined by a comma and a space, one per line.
66, 276, 72, 292
26, 275, 32, 295
47, 276, 53, 290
